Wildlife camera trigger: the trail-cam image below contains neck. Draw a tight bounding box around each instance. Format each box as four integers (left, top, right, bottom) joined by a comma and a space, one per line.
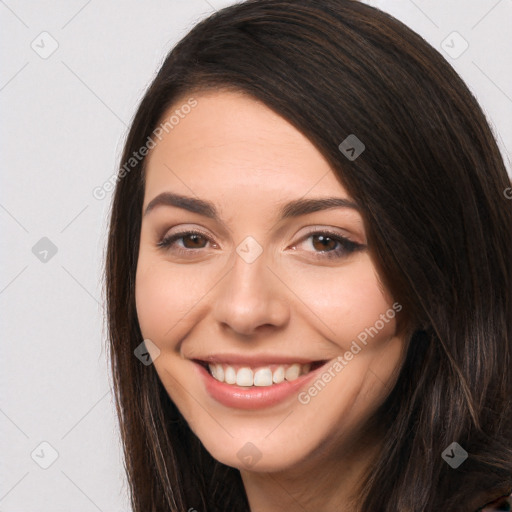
240, 431, 380, 512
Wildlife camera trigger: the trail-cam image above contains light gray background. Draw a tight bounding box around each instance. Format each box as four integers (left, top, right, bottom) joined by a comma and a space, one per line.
1, 1, 511, 510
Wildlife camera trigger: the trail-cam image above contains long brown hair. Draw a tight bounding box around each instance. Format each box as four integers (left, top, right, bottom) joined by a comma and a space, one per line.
104, 1, 512, 510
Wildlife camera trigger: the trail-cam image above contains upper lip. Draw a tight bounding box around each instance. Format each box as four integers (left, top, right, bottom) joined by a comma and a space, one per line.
191, 354, 328, 366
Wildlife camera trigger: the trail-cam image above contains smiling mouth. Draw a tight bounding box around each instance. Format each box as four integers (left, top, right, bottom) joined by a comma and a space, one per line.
195, 360, 328, 387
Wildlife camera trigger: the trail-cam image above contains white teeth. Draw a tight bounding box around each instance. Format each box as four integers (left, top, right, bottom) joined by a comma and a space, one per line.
284, 363, 301, 381
224, 365, 236, 384
207, 362, 315, 387
215, 364, 224, 382
236, 367, 253, 387
272, 366, 285, 384
253, 368, 273, 387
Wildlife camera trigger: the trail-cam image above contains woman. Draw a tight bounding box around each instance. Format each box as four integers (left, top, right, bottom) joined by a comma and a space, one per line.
104, 0, 512, 510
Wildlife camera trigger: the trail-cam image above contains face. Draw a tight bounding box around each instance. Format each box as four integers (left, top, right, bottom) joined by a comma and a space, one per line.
135, 90, 406, 473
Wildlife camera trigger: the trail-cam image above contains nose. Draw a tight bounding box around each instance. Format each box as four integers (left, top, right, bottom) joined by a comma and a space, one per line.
212, 249, 291, 337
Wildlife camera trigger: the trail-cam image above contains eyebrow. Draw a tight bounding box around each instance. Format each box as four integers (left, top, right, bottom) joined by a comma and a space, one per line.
143, 192, 360, 221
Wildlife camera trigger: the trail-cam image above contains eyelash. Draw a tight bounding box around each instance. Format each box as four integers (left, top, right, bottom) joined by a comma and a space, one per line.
157, 229, 364, 260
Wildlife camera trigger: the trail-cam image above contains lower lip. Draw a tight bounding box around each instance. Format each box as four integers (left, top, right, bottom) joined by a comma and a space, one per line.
195, 362, 326, 410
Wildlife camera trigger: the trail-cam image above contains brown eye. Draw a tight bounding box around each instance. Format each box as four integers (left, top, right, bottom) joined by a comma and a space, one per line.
310, 234, 339, 252
181, 233, 208, 249
292, 229, 365, 261
157, 230, 214, 253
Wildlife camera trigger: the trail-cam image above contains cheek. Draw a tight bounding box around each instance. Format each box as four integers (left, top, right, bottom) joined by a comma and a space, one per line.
134, 256, 213, 344
286, 257, 397, 346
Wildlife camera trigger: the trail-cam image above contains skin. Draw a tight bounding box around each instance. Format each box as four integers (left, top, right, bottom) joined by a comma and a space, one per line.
135, 90, 407, 511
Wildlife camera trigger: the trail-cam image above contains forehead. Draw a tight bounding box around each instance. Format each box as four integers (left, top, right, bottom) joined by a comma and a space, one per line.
143, 90, 351, 209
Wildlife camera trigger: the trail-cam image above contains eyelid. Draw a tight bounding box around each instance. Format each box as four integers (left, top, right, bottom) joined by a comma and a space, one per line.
156, 226, 217, 252
156, 224, 366, 258
291, 225, 364, 246
159, 225, 359, 244
159, 225, 214, 242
